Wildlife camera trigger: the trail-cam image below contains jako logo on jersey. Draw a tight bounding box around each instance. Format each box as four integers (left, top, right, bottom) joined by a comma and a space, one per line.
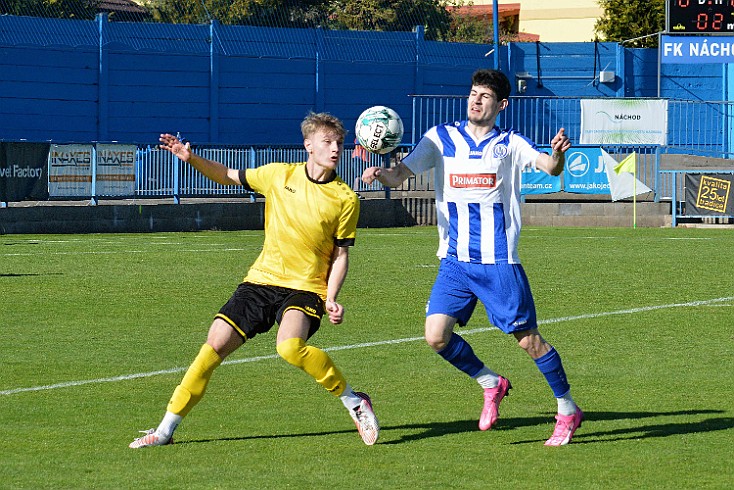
492, 145, 509, 158
284, 185, 296, 193
450, 173, 497, 188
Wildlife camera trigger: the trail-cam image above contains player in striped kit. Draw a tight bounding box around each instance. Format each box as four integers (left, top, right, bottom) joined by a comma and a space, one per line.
362, 69, 582, 446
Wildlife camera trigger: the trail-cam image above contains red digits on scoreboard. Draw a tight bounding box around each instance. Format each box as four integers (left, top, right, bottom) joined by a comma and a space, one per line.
713, 13, 724, 30
696, 12, 726, 31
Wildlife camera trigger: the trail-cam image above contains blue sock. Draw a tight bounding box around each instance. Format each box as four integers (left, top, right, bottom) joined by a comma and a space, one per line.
437, 333, 484, 378
534, 347, 570, 398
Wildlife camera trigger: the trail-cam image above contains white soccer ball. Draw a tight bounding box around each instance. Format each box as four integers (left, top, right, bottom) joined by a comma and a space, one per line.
355, 106, 404, 155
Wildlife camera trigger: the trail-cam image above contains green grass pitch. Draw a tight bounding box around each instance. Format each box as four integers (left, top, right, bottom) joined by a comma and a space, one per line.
1, 226, 733, 489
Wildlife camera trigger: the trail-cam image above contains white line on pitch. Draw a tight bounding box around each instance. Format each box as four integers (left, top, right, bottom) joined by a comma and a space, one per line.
0, 248, 251, 257
1, 296, 732, 396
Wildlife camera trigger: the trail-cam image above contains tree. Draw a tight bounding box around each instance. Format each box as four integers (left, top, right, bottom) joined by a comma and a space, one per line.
0, 0, 501, 45
0, 0, 100, 19
144, 0, 467, 41
595, 0, 665, 48
328, 0, 456, 41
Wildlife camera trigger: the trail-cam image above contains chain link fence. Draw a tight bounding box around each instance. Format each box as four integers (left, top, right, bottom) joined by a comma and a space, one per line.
0, 0, 502, 43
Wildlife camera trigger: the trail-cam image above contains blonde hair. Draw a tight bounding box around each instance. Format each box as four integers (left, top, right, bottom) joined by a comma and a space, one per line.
301, 112, 346, 141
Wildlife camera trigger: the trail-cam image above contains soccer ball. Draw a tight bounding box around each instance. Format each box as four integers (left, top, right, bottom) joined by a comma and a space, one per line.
355, 106, 404, 155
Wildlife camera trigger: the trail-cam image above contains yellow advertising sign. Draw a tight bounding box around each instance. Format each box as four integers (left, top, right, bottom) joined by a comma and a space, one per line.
695, 176, 731, 213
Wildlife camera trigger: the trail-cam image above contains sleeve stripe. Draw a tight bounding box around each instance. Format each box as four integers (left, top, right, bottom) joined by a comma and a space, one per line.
335, 237, 355, 247
239, 169, 253, 191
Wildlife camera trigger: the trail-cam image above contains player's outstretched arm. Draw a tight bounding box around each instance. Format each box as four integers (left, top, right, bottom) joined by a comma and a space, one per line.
159, 133, 242, 186
361, 162, 414, 188
536, 128, 571, 176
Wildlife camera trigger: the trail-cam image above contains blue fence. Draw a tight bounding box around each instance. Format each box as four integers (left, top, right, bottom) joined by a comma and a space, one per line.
1, 14, 728, 147
3, 94, 734, 227
133, 144, 391, 202
412, 96, 734, 159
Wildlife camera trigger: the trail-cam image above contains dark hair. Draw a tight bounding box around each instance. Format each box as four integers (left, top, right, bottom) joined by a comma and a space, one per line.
471, 69, 511, 101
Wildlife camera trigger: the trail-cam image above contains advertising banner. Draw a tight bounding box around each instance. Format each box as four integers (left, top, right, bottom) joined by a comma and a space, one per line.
685, 174, 734, 216
521, 167, 561, 195
562, 147, 610, 194
580, 99, 668, 145
521, 147, 561, 195
0, 142, 50, 201
96, 144, 136, 196
48, 144, 93, 197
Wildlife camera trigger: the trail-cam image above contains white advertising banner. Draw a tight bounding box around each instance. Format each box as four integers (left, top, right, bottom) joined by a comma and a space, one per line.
580, 99, 668, 145
48, 144, 93, 197
96, 144, 136, 196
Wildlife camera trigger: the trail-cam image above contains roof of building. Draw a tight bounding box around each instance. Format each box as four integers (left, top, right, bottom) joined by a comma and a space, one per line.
451, 3, 522, 18
98, 0, 147, 15
451, 3, 540, 42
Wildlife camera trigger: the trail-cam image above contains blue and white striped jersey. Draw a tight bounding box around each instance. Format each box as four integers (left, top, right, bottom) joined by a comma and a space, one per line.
403, 121, 541, 264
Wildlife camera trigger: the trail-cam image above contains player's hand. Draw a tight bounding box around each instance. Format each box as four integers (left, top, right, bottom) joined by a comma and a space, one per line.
361, 167, 382, 185
159, 133, 192, 162
550, 128, 571, 155
325, 299, 344, 325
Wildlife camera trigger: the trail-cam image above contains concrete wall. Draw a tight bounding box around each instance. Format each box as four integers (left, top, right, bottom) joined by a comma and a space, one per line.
0, 197, 672, 234
522, 201, 671, 227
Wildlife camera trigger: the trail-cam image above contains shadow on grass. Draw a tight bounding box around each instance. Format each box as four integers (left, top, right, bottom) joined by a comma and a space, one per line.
178, 409, 731, 446
180, 427, 359, 445
509, 409, 732, 445
0, 273, 58, 277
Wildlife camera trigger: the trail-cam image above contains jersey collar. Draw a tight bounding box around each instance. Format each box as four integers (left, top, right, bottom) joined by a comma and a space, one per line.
304, 162, 337, 184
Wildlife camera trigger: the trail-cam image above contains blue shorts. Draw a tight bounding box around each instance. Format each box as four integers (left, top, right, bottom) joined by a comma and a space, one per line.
426, 258, 537, 334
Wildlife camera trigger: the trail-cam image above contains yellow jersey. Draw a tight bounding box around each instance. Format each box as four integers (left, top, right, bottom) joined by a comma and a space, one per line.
241, 162, 359, 297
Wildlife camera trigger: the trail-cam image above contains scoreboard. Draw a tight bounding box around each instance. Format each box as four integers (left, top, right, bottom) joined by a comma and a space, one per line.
667, 0, 734, 33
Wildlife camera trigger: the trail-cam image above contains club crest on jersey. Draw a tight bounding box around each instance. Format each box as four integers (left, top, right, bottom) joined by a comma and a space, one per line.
492, 144, 509, 158
450, 173, 497, 188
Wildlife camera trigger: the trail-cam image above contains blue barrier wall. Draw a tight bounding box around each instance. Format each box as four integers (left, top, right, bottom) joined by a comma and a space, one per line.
0, 15, 727, 147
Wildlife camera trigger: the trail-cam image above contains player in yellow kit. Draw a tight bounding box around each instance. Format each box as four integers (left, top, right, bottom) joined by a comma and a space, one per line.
129, 112, 379, 447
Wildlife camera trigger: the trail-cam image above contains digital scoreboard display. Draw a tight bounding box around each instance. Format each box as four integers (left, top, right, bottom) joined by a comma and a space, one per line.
667, 0, 734, 33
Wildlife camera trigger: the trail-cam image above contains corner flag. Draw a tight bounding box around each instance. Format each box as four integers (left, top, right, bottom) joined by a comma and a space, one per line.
614, 153, 636, 175
603, 150, 653, 228
603, 150, 652, 202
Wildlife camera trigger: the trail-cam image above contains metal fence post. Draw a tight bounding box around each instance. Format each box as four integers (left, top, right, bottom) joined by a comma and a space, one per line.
97, 13, 109, 143
382, 153, 391, 199
90, 145, 98, 206
671, 171, 677, 228
173, 154, 180, 204
653, 146, 662, 202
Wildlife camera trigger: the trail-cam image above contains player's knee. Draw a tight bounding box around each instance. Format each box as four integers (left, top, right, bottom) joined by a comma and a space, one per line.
276, 337, 307, 368
425, 325, 451, 351
425, 333, 446, 352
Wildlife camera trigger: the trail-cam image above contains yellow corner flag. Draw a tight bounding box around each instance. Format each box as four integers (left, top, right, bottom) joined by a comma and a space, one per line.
614, 153, 636, 174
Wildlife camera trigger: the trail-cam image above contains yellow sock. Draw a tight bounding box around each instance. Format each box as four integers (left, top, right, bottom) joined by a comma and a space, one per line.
276, 337, 346, 396
167, 343, 222, 417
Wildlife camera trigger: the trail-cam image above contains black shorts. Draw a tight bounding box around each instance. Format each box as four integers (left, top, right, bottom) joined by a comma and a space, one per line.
215, 282, 325, 341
